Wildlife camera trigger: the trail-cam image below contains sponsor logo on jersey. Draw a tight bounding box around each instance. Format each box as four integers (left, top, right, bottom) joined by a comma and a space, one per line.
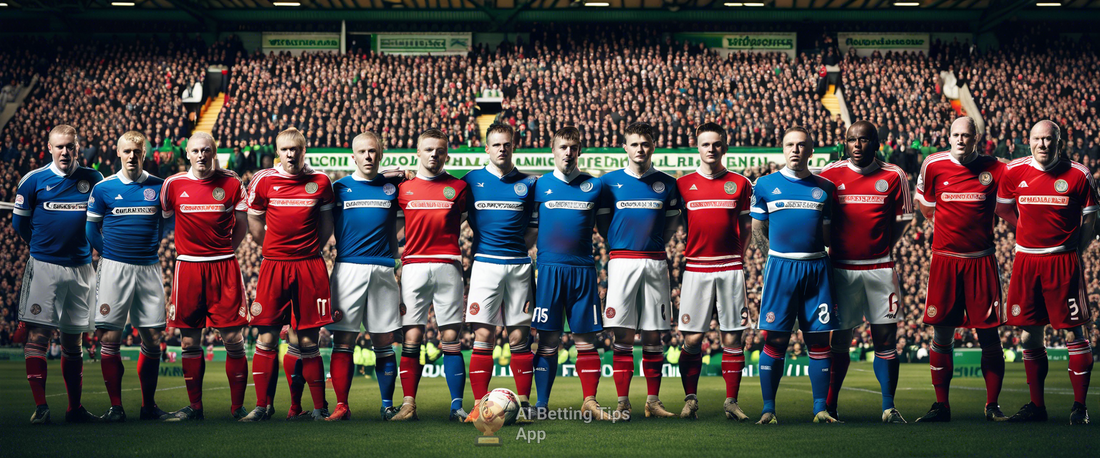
580, 181, 594, 192
250, 302, 263, 316
100, 304, 110, 316
514, 183, 528, 197
344, 199, 392, 209
812, 188, 824, 200
689, 184, 698, 191
616, 200, 663, 210
43, 201, 88, 211
469, 302, 480, 315
767, 200, 824, 211
978, 171, 993, 186
475, 201, 524, 211
212, 187, 226, 201
406, 200, 455, 210
269, 198, 318, 207
1018, 195, 1069, 206
89, 196, 95, 205
838, 194, 887, 205
1011, 304, 1021, 317
77, 180, 90, 193
476, 182, 484, 187
724, 181, 737, 195
940, 192, 987, 202
544, 189, 553, 195
15, 194, 24, 206
1055, 179, 1069, 193
273, 186, 282, 191
686, 200, 739, 210
837, 183, 846, 191
179, 204, 225, 213
383, 183, 396, 195
545, 201, 595, 210
112, 206, 159, 215
875, 179, 889, 193
305, 182, 319, 194
652, 181, 666, 193
443, 186, 456, 200
143, 188, 156, 201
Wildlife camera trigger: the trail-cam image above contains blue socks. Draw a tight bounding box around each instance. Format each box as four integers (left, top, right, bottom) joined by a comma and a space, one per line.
759, 344, 785, 414
808, 346, 832, 415
374, 345, 397, 408
874, 349, 900, 410
533, 346, 558, 408
441, 341, 465, 411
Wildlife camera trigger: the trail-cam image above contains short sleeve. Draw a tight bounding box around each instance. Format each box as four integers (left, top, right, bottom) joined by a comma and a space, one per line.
597, 179, 612, 216
749, 181, 768, 221
893, 172, 915, 221
664, 179, 680, 217
319, 177, 335, 212
13, 173, 36, 217
86, 183, 106, 222
738, 178, 753, 216
1082, 173, 1098, 215
160, 178, 175, 218
246, 176, 266, 214
996, 168, 1016, 206
915, 161, 936, 207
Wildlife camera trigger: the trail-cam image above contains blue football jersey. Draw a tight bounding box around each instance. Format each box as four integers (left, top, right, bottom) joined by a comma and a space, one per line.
86, 171, 166, 265
13, 163, 103, 266
464, 167, 537, 264
598, 167, 680, 256
749, 168, 835, 259
531, 169, 603, 267
332, 174, 401, 267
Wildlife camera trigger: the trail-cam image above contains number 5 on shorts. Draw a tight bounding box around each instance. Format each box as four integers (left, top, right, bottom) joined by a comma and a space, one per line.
533, 307, 548, 324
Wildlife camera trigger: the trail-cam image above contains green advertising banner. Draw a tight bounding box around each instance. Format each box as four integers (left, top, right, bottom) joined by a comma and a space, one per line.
838, 33, 930, 57
674, 32, 797, 58
261, 32, 341, 52
371, 33, 471, 55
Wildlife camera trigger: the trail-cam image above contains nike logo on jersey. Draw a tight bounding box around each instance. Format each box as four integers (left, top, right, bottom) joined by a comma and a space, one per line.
689, 184, 698, 191
179, 191, 189, 198
115, 194, 123, 200
772, 188, 782, 195
615, 183, 623, 188
1019, 181, 1028, 188
544, 189, 553, 195
45, 185, 54, 191
837, 184, 846, 190
477, 182, 485, 187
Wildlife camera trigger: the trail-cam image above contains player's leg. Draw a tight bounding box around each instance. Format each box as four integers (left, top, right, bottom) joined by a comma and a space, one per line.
324, 261, 366, 420
135, 327, 167, 420
675, 269, 712, 419
825, 268, 864, 419
24, 325, 52, 424
530, 264, 568, 413
393, 324, 425, 421
757, 330, 789, 424
466, 260, 504, 413
604, 258, 644, 415
244, 325, 281, 421
58, 262, 98, 422
679, 331, 704, 419
500, 263, 536, 410
639, 330, 676, 418
610, 326, 637, 416
917, 254, 963, 422
128, 262, 168, 420
289, 257, 335, 420
369, 331, 398, 420
468, 323, 498, 418
362, 264, 402, 420
295, 327, 329, 419
756, 257, 797, 424
282, 328, 306, 417
1009, 325, 1050, 422
975, 326, 1006, 419
439, 323, 467, 420
798, 257, 839, 422
869, 323, 904, 423
94, 258, 134, 420
720, 330, 749, 421
825, 328, 852, 419
533, 330, 562, 412
968, 254, 1007, 420
327, 331, 357, 420
916, 325, 956, 422
639, 258, 674, 418
98, 329, 127, 420
507, 325, 535, 415
430, 262, 470, 421
1064, 325, 1092, 424
804, 331, 837, 422
167, 328, 207, 421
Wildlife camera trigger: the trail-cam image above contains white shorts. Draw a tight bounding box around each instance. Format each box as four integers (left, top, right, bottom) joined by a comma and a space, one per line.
19, 257, 96, 334
678, 269, 751, 333
833, 266, 903, 330
603, 258, 672, 331
328, 262, 401, 334
400, 262, 465, 327
95, 258, 166, 330
466, 261, 533, 327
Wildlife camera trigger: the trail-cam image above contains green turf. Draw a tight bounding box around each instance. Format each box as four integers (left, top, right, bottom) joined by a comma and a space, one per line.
0, 360, 1096, 457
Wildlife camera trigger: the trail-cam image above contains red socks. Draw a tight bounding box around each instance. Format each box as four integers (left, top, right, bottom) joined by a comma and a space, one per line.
612, 345, 634, 399
721, 346, 745, 400
299, 346, 327, 411
980, 347, 1004, 405
469, 343, 494, 402
251, 346, 277, 407
100, 342, 124, 407
61, 347, 84, 412
284, 346, 303, 409
827, 349, 851, 409
24, 342, 48, 406
224, 340, 248, 412
510, 345, 535, 399
1067, 340, 1093, 405
576, 348, 601, 399
330, 347, 354, 406
400, 347, 422, 399
929, 341, 953, 407
181, 347, 205, 410
1022, 347, 1048, 407
679, 348, 702, 396
137, 345, 161, 408
642, 350, 664, 397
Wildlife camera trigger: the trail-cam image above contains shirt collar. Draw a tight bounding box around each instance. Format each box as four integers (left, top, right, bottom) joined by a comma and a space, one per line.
695, 167, 728, 180
949, 151, 978, 166
276, 165, 314, 178
351, 173, 380, 182
553, 168, 582, 183
485, 163, 516, 179
779, 167, 805, 180
117, 171, 149, 184
625, 165, 656, 179
1030, 155, 1060, 172
416, 172, 444, 181
49, 162, 73, 177
846, 159, 881, 175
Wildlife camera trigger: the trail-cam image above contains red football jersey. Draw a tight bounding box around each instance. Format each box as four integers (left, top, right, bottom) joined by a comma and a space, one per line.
998, 157, 1098, 253
676, 169, 753, 272
916, 152, 1005, 256
819, 160, 914, 265
246, 167, 335, 261
397, 173, 470, 264
161, 169, 247, 261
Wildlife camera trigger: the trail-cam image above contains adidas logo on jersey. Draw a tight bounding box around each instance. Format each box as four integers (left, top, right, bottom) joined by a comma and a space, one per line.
689, 184, 698, 191
837, 184, 846, 190
772, 188, 782, 195
1019, 181, 1028, 188
179, 191, 189, 198
115, 194, 123, 200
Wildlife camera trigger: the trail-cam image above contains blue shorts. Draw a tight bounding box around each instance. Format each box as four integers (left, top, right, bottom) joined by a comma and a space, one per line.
532, 263, 603, 334
758, 256, 839, 333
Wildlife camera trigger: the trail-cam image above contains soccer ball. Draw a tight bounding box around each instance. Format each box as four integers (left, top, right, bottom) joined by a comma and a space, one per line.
477, 388, 520, 430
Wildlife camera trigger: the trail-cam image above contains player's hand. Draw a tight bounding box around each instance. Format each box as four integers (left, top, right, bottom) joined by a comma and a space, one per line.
382, 167, 407, 183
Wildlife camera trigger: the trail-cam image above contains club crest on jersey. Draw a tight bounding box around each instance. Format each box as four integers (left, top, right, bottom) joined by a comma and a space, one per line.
681, 314, 691, 325
605, 307, 616, 319
88, 196, 95, 205
470, 302, 480, 315
927, 305, 938, 318
332, 310, 344, 323
383, 183, 396, 195
978, 171, 993, 186
212, 187, 226, 201
812, 188, 824, 200
875, 179, 889, 193
77, 180, 90, 193
765, 312, 775, 323
652, 181, 666, 193
100, 304, 110, 316
305, 182, 319, 194
15, 194, 24, 206
143, 188, 156, 201
1055, 179, 1069, 193
30, 304, 42, 315
514, 183, 528, 197
250, 301, 263, 316
724, 182, 737, 195
1011, 304, 1021, 317
443, 186, 456, 200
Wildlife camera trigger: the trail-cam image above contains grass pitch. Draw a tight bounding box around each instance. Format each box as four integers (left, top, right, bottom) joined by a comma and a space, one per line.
0, 360, 1096, 457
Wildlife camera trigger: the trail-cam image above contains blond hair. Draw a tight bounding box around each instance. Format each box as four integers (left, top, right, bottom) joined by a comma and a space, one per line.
276, 127, 307, 149
49, 124, 78, 144
352, 132, 384, 151
117, 131, 148, 153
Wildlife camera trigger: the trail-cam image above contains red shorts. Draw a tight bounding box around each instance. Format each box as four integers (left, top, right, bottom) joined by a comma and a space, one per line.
251, 257, 333, 330
923, 253, 1005, 329
169, 258, 249, 329
1006, 251, 1091, 329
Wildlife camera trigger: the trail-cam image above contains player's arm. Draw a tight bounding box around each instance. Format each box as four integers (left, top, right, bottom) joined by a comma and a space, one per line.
1079, 212, 1097, 258
890, 173, 915, 247
159, 213, 175, 241
319, 208, 334, 247
915, 161, 936, 220
12, 212, 31, 242
85, 220, 104, 254
12, 174, 36, 242
394, 214, 405, 258
751, 219, 769, 255
995, 173, 1018, 231
244, 177, 266, 246
595, 212, 610, 241
739, 213, 753, 258
247, 212, 265, 246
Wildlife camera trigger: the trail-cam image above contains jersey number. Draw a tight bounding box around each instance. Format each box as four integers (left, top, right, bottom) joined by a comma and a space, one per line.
1069, 298, 1081, 320
317, 299, 329, 317
533, 307, 549, 324
817, 304, 830, 324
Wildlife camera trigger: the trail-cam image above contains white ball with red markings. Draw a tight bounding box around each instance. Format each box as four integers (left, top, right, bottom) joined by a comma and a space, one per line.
477, 388, 519, 428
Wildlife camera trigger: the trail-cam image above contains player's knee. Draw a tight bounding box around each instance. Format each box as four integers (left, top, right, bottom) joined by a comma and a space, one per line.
224, 337, 246, 359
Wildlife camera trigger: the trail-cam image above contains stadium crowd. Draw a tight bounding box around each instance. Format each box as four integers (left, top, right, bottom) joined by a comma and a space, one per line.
1, 30, 1099, 368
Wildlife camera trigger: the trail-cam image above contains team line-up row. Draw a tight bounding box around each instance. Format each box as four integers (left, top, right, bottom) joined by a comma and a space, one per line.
10, 117, 1096, 426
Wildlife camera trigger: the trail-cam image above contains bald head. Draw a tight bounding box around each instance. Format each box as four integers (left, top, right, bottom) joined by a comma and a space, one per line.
1029, 120, 1062, 168
948, 116, 978, 160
